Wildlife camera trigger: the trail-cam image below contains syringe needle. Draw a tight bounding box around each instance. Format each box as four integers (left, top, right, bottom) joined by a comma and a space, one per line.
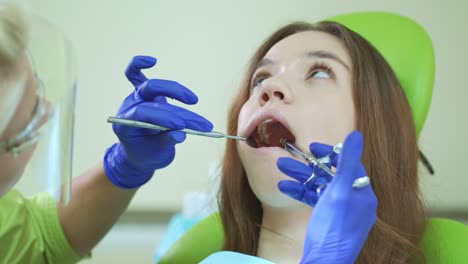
280, 138, 335, 177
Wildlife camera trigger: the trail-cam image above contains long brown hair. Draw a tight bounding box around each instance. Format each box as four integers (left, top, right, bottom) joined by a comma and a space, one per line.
218, 21, 427, 263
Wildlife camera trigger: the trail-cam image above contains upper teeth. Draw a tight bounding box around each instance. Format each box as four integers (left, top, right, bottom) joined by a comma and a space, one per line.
259, 118, 275, 126
256, 118, 278, 146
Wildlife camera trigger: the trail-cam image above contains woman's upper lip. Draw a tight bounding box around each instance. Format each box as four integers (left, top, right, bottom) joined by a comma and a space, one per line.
242, 109, 294, 139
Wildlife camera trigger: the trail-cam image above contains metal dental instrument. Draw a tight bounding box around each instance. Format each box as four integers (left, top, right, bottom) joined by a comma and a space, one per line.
280, 139, 370, 191
280, 138, 335, 177
107, 116, 247, 141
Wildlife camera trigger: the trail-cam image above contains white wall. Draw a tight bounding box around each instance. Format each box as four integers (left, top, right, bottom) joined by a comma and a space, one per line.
25, 0, 468, 212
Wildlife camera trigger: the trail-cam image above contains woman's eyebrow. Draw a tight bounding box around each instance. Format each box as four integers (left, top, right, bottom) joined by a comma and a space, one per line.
254, 58, 274, 72
253, 50, 350, 73
304, 50, 351, 71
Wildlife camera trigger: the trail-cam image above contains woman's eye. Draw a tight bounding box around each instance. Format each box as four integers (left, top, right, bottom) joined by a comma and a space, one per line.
310, 69, 331, 79
252, 75, 268, 88
256, 78, 266, 86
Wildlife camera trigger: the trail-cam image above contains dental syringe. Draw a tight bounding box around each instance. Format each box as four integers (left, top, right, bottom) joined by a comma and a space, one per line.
280, 138, 335, 177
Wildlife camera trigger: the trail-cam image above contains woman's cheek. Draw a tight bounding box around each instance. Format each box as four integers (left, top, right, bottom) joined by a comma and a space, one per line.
237, 101, 254, 135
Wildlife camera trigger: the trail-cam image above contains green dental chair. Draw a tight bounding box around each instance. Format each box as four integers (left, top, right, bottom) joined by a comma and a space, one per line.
159, 12, 468, 264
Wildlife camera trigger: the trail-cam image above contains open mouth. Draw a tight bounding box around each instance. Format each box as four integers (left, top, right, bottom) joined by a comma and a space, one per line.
246, 118, 296, 148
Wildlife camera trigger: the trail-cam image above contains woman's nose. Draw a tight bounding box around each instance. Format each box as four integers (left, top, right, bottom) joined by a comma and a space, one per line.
257, 78, 292, 106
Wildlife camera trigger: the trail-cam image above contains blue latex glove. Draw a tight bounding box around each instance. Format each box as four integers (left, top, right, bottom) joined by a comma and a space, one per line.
277, 131, 378, 264
103, 55, 213, 188
277, 142, 337, 207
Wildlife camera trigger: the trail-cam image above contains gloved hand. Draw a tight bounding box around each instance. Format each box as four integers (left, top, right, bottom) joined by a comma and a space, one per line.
277, 141, 338, 207
277, 131, 378, 264
103, 55, 213, 188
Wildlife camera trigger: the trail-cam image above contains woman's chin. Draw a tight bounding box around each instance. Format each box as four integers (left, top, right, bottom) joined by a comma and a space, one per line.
257, 190, 309, 210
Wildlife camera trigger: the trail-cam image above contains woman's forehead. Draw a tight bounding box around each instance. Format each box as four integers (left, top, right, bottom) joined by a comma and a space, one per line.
263, 31, 351, 66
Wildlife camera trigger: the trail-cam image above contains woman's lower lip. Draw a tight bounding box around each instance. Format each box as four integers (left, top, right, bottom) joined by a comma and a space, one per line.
248, 145, 306, 163
249, 145, 284, 153
240, 141, 307, 164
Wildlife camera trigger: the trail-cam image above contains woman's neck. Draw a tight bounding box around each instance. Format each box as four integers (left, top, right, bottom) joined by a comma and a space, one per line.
257, 204, 312, 264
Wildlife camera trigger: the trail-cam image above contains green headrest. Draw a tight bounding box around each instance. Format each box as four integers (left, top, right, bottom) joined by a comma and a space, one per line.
159, 213, 224, 263
328, 12, 435, 136
419, 218, 468, 262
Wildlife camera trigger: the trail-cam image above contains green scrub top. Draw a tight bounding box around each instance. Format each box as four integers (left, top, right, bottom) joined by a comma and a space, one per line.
0, 190, 83, 263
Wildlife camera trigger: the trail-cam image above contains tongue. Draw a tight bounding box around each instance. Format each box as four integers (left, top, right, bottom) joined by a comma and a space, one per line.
257, 120, 295, 147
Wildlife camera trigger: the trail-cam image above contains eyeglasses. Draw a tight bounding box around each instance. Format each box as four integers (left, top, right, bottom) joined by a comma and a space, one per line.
0, 76, 51, 156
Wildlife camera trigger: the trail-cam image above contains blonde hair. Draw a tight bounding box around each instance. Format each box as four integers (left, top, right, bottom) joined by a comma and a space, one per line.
0, 0, 29, 138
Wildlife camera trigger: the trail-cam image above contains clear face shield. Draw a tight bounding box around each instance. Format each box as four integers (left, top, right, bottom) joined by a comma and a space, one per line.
3, 17, 77, 204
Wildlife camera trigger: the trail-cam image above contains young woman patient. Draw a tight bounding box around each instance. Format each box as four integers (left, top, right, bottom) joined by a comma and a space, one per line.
111, 21, 426, 264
